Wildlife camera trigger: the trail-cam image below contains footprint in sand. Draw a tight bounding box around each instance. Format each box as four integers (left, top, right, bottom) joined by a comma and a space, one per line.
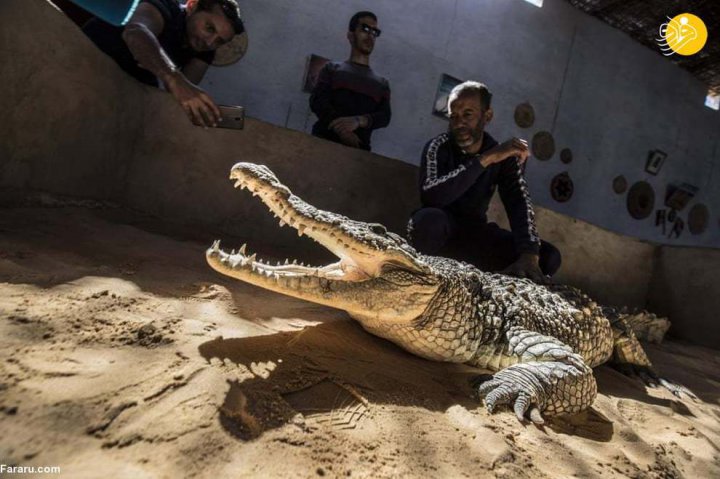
282, 379, 370, 431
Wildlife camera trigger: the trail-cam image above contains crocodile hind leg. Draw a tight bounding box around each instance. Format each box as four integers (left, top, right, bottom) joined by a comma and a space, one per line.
609, 315, 696, 399
473, 328, 598, 424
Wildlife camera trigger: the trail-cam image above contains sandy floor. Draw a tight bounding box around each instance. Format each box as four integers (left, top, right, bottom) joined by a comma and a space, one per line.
1, 206, 719, 479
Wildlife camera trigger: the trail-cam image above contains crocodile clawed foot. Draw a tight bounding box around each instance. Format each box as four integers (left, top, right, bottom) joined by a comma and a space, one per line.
474, 373, 546, 425
612, 364, 698, 400
657, 378, 698, 400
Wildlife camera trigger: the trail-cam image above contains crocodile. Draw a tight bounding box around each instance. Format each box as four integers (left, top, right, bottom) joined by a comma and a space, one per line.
206, 163, 693, 424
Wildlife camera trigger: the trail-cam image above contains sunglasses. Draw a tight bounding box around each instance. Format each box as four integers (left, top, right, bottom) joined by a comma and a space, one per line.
359, 23, 382, 38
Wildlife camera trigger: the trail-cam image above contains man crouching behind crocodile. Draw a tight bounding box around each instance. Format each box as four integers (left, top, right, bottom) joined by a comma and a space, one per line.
206, 163, 695, 425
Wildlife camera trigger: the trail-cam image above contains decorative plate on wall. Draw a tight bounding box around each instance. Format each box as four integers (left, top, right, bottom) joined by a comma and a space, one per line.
213, 31, 249, 66
514, 102, 535, 128
688, 203, 709, 235
613, 175, 628, 194
627, 181, 655, 220
532, 131, 555, 161
560, 148, 573, 164
550, 172, 574, 202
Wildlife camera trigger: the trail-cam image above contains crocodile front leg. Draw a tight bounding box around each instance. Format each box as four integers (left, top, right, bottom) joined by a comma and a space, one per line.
474, 327, 597, 424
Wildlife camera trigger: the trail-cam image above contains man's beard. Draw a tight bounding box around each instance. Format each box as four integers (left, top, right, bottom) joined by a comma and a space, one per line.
357, 41, 374, 55
451, 126, 483, 149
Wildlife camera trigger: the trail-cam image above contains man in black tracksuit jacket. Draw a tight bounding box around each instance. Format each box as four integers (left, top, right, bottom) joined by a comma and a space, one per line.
408, 81, 561, 281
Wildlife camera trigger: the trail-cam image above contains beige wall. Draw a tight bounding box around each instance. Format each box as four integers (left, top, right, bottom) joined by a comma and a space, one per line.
0, 0, 144, 199
122, 92, 418, 250
647, 247, 720, 347
487, 199, 655, 308
1, 1, 716, 348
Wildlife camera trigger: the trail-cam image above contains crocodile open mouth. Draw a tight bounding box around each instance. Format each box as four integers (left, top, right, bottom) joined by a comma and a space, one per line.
206, 163, 409, 286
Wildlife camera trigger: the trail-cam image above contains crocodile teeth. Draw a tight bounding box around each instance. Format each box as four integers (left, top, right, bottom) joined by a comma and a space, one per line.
284, 259, 289, 265
279, 219, 286, 227
239, 244, 247, 255
297, 224, 306, 237
211, 240, 220, 252
248, 253, 257, 263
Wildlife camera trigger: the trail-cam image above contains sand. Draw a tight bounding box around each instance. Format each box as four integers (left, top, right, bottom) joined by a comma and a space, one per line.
1, 205, 719, 478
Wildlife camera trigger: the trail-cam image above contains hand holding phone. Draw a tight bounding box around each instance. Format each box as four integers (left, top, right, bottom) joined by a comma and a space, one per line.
216, 105, 245, 130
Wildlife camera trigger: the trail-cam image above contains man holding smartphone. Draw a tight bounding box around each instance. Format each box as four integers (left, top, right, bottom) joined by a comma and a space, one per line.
82, 0, 245, 127
309, 11, 392, 151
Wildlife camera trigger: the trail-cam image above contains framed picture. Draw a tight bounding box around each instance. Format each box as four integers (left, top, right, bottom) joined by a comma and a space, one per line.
302, 54, 330, 93
645, 149, 667, 175
432, 74, 463, 118
664, 182, 698, 211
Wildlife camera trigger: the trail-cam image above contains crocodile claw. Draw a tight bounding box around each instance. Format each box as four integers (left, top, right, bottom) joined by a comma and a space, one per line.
612, 364, 698, 400
474, 374, 546, 425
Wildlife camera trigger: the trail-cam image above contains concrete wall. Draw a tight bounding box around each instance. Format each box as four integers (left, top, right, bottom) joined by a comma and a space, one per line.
123, 91, 418, 250
0, 0, 717, 347
0, 0, 142, 199
205, 0, 720, 248
647, 247, 720, 347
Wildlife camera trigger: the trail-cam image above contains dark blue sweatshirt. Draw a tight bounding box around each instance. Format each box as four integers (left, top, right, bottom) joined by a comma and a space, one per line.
310, 61, 391, 151
418, 132, 540, 254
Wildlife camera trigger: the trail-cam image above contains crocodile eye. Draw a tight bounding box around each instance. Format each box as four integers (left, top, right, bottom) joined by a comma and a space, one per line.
369, 224, 387, 235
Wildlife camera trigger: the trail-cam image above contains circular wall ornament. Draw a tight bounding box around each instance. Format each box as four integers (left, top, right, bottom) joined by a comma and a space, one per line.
560, 148, 573, 164
688, 203, 709, 235
514, 103, 535, 128
626, 181, 655, 220
612, 175, 628, 194
532, 131, 555, 161
550, 172, 574, 202
212, 31, 249, 66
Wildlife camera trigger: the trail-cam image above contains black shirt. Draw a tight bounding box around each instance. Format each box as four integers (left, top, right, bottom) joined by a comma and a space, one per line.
82, 0, 214, 86
310, 61, 392, 151
418, 132, 541, 254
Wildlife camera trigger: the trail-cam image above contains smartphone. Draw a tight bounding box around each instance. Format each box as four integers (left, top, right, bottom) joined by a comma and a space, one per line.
217, 105, 245, 130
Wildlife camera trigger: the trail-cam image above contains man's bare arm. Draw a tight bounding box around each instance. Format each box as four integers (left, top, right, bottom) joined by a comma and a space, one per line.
121, 4, 220, 126
121, 4, 177, 85
182, 58, 211, 85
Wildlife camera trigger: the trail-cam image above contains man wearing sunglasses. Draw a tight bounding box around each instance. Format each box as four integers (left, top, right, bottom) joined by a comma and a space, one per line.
310, 11, 391, 151
81, 0, 245, 127
408, 81, 562, 283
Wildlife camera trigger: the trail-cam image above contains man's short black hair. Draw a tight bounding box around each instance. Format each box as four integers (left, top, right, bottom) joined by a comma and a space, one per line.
348, 11, 377, 32
448, 81, 493, 110
197, 0, 245, 35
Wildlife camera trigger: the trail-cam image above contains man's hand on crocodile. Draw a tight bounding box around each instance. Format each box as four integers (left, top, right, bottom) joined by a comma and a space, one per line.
501, 253, 549, 284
